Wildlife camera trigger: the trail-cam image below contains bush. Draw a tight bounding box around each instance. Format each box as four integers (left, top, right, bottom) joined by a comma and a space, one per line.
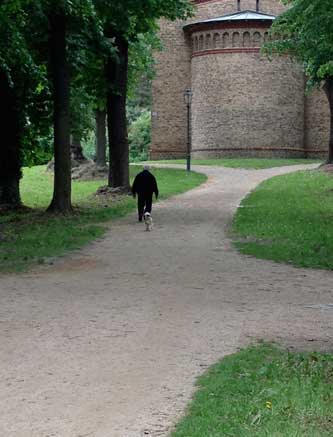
128, 109, 151, 162
22, 133, 53, 167
82, 130, 98, 160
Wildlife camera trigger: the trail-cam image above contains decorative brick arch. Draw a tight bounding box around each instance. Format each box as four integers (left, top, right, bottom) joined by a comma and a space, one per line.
206, 33, 212, 49
222, 32, 230, 48
186, 16, 272, 56
199, 34, 204, 50
253, 31, 262, 46
232, 32, 240, 47
213, 33, 221, 48
243, 31, 251, 47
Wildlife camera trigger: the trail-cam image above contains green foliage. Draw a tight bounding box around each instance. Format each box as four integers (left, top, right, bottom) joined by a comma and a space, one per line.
70, 85, 95, 140
129, 110, 151, 162
0, 0, 107, 170
127, 33, 157, 163
22, 132, 53, 166
81, 130, 98, 160
265, 0, 333, 86
95, 0, 194, 37
128, 32, 161, 102
0, 1, 46, 88
233, 169, 333, 269
0, 0, 195, 204
93, 0, 194, 109
67, 0, 116, 115
0, 0, 51, 155
172, 343, 333, 436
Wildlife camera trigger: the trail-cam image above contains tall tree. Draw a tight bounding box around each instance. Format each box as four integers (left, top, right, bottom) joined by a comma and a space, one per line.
0, 0, 49, 209
46, 0, 105, 211
265, 0, 333, 162
95, 0, 194, 189
47, 3, 72, 212
70, 86, 95, 161
95, 109, 107, 167
105, 31, 130, 187
0, 69, 22, 208
68, 12, 113, 168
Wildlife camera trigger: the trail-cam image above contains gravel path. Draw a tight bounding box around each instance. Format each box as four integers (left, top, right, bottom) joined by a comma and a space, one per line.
1, 164, 332, 437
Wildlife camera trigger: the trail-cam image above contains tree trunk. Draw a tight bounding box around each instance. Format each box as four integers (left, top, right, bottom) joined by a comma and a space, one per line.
95, 109, 107, 167
71, 135, 86, 161
105, 33, 130, 189
47, 9, 72, 213
324, 77, 333, 163
0, 70, 22, 209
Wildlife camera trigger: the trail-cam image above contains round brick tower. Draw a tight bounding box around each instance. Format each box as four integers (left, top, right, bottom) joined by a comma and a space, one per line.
150, 0, 329, 159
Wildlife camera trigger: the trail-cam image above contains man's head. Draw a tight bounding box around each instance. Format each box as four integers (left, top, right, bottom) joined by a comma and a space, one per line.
143, 165, 150, 171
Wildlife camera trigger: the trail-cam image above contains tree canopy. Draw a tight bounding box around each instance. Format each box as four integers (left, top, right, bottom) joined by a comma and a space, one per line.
0, 0, 194, 210
267, 0, 333, 86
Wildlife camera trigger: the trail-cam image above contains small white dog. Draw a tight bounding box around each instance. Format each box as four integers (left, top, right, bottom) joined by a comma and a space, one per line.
144, 212, 153, 231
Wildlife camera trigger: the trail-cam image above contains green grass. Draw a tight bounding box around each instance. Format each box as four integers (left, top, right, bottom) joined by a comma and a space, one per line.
172, 343, 333, 437
0, 165, 206, 272
148, 158, 321, 169
233, 169, 333, 270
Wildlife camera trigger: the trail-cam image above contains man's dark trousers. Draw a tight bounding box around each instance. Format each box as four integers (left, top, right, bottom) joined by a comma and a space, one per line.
138, 194, 153, 221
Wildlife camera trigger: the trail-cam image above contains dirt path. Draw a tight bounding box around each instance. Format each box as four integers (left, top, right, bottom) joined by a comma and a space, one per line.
1, 164, 332, 437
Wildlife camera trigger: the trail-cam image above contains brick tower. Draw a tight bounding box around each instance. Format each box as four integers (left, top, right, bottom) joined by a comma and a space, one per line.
150, 0, 329, 159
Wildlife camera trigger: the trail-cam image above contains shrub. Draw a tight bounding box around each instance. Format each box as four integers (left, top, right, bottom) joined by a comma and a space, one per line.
128, 109, 151, 162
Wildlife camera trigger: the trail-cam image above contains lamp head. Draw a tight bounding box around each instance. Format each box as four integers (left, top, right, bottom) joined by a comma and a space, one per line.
184, 88, 193, 105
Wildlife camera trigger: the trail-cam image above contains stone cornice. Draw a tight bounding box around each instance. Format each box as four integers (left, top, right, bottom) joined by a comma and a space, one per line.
185, 20, 272, 34
151, 147, 326, 154
194, 0, 223, 4
192, 47, 261, 57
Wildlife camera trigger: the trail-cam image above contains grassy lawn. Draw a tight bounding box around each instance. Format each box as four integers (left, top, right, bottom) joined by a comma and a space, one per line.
148, 158, 321, 169
233, 170, 333, 270
0, 165, 206, 272
172, 343, 333, 437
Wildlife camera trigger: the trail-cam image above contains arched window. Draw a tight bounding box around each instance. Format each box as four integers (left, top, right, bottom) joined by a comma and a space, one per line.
253, 32, 262, 47
264, 32, 270, 43
222, 32, 230, 48
232, 32, 240, 48
206, 34, 212, 49
199, 35, 204, 50
243, 31, 251, 47
213, 33, 221, 49
194, 36, 199, 51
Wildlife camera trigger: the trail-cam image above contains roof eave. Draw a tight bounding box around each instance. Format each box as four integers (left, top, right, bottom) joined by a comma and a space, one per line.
183, 10, 276, 33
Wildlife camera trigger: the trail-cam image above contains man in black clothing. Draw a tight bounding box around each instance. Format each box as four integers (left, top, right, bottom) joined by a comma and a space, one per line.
131, 165, 159, 222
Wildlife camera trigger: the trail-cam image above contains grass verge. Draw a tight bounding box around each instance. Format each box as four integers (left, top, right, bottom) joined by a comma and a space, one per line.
148, 158, 321, 169
172, 343, 333, 437
233, 170, 333, 270
0, 165, 206, 272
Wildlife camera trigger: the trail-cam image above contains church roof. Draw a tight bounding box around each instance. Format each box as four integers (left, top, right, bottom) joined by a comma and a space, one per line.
184, 10, 276, 31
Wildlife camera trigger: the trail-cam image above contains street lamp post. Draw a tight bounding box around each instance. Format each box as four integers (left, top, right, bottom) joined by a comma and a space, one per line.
184, 88, 193, 172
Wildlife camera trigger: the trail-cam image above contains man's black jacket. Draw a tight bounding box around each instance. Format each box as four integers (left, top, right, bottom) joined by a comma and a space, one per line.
131, 170, 159, 198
